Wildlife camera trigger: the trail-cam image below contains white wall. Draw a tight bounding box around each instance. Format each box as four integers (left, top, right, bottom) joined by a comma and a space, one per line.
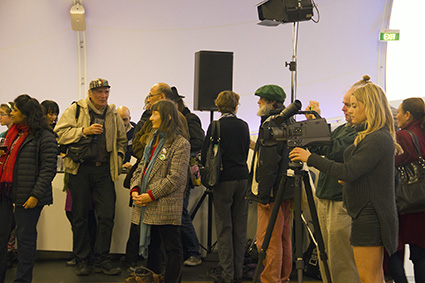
0, 0, 388, 134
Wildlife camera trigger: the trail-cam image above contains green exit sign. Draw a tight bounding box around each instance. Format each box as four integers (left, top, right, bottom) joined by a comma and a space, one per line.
379, 29, 400, 41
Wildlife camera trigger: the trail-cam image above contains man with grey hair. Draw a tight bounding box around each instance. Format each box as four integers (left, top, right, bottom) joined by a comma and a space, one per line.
248, 84, 293, 283
55, 78, 127, 276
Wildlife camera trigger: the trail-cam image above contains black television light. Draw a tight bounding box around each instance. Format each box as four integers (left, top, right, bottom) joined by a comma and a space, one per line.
257, 0, 313, 26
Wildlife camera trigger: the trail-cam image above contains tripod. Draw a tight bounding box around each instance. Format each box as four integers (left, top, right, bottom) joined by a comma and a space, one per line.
251, 161, 332, 283
189, 110, 217, 253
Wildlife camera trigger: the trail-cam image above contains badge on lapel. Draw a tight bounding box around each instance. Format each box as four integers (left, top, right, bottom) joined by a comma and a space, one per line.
159, 148, 167, 161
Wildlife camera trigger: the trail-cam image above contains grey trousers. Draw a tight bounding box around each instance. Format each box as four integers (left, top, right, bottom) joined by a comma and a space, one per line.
213, 179, 248, 281
316, 198, 360, 283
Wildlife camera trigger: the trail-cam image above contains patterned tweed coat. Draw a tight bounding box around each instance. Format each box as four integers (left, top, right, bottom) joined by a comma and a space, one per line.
130, 134, 190, 226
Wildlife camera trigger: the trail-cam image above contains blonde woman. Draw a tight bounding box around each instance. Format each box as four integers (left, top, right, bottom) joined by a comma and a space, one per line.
289, 77, 401, 283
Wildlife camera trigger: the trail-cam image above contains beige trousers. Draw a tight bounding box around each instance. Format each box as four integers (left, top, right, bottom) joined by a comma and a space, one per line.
316, 198, 360, 283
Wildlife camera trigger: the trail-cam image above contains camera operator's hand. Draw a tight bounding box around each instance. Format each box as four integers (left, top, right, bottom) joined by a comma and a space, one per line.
289, 147, 311, 163
304, 100, 321, 120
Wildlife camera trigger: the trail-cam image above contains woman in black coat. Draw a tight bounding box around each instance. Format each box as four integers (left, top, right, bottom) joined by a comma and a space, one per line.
0, 94, 58, 283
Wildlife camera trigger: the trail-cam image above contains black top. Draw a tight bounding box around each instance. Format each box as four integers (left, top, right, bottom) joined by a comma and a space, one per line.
202, 115, 250, 182
181, 107, 204, 153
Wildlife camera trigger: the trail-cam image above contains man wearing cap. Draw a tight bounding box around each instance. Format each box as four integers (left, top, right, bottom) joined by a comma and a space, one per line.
55, 78, 127, 276
248, 84, 293, 283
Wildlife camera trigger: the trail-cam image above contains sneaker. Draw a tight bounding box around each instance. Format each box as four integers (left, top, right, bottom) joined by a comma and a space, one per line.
75, 260, 92, 276
184, 256, 202, 267
66, 257, 77, 266
94, 260, 121, 275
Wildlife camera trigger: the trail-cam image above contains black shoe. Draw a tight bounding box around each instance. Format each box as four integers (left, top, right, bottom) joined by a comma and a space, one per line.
75, 260, 92, 276
94, 261, 121, 275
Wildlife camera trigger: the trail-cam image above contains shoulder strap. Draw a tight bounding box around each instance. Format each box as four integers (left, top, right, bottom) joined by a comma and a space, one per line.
216, 120, 221, 142
71, 101, 80, 121
210, 120, 221, 144
406, 130, 422, 157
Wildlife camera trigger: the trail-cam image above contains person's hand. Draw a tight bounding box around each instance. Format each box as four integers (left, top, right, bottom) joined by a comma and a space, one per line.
83, 124, 103, 135
305, 100, 321, 120
133, 193, 152, 206
23, 196, 38, 209
289, 147, 311, 163
0, 150, 5, 156
123, 162, 132, 170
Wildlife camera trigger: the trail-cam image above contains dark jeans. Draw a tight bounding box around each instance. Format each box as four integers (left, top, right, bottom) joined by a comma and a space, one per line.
68, 163, 116, 263
147, 225, 183, 283
181, 188, 201, 260
65, 210, 97, 259
389, 244, 425, 283
0, 197, 13, 283
14, 205, 43, 283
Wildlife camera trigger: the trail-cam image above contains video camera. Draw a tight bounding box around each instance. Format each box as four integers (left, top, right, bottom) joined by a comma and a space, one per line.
259, 99, 332, 147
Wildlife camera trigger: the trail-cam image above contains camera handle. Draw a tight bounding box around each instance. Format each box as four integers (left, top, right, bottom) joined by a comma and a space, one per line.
251, 160, 332, 283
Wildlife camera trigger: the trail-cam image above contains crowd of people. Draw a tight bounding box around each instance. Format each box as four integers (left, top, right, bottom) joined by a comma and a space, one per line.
0, 76, 424, 283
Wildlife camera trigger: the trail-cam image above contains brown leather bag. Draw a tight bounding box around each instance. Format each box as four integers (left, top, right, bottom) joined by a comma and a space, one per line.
124, 266, 163, 283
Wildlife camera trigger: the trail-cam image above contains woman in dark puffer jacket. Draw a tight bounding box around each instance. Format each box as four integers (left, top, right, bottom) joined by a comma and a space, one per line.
0, 94, 58, 283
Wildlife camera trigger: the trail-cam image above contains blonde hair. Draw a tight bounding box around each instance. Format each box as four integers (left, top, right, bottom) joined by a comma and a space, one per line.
351, 77, 402, 154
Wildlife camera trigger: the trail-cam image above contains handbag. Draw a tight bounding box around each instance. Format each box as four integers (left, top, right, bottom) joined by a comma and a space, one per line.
200, 120, 223, 188
395, 130, 425, 214
65, 136, 97, 163
124, 266, 163, 283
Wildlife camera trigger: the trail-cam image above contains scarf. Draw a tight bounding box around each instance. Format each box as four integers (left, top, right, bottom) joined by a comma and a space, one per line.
0, 124, 30, 195
138, 131, 166, 258
85, 97, 114, 152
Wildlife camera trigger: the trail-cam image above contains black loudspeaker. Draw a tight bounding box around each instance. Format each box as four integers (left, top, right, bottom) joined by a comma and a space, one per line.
194, 51, 233, 111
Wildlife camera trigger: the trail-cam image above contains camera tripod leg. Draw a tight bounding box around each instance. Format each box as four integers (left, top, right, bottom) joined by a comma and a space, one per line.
251, 167, 332, 283
301, 171, 332, 283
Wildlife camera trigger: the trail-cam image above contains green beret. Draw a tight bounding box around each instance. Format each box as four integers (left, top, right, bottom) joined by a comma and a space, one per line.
255, 84, 286, 103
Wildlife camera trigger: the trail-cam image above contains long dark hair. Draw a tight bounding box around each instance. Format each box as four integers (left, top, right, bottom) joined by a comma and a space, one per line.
14, 94, 49, 135
401, 97, 425, 129
41, 100, 60, 127
150, 100, 183, 144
